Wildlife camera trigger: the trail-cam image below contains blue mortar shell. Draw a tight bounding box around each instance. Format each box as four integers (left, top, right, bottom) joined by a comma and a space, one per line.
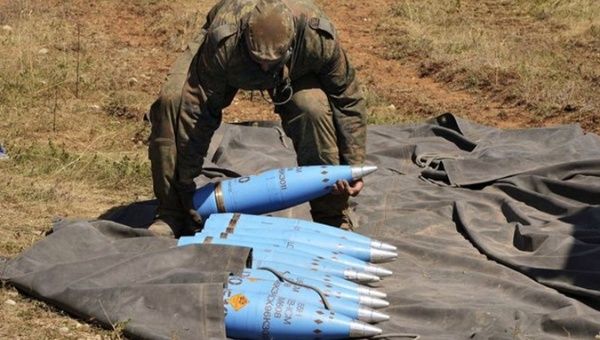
227, 275, 363, 320
209, 212, 382, 248
194, 230, 370, 269
240, 268, 383, 308
201, 222, 375, 262
178, 238, 386, 298
224, 282, 382, 339
193, 165, 376, 218
187, 235, 377, 281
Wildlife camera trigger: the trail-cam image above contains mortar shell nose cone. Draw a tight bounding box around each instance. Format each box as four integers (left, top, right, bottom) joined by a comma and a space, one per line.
349, 321, 384, 337
371, 240, 398, 251
350, 165, 378, 180
344, 270, 380, 283
357, 307, 380, 323
359, 296, 390, 309
357, 287, 387, 299
357, 308, 391, 323
365, 265, 393, 277
370, 248, 398, 263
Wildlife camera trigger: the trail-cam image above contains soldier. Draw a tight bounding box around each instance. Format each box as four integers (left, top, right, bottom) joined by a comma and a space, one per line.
148, 0, 367, 237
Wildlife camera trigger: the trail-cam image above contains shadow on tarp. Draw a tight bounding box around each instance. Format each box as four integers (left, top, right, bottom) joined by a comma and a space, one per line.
96, 167, 245, 229
99, 199, 158, 228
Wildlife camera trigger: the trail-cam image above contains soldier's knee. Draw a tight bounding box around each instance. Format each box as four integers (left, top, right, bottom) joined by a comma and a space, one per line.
159, 82, 184, 102
149, 91, 182, 125
291, 89, 331, 124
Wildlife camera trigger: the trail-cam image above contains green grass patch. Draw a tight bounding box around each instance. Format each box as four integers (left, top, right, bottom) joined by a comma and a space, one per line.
5, 141, 151, 189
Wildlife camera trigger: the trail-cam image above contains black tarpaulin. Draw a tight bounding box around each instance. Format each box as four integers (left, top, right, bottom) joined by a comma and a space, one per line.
2, 113, 600, 339
0, 220, 251, 339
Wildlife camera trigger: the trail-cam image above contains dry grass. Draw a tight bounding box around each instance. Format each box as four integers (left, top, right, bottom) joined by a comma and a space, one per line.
0, 0, 209, 337
363, 86, 432, 125
379, 0, 600, 131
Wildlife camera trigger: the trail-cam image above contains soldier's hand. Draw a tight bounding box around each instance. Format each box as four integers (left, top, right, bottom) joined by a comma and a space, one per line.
331, 179, 364, 197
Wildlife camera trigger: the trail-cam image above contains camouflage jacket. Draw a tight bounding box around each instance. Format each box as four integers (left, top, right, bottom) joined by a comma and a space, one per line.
188, 0, 366, 166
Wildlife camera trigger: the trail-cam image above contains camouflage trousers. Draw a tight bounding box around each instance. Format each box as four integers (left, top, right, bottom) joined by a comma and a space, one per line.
148, 41, 353, 230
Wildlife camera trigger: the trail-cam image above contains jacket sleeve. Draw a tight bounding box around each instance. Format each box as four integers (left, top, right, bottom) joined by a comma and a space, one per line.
316, 36, 367, 166
176, 36, 235, 192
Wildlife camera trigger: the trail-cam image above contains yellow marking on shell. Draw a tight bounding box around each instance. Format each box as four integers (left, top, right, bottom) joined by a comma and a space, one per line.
229, 293, 250, 311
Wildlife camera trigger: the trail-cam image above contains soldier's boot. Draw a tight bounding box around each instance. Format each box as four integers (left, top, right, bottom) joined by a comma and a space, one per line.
148, 218, 176, 238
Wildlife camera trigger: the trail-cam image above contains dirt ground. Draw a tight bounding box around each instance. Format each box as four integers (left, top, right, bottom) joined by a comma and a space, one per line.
220, 0, 549, 129
322, 0, 528, 127
227, 0, 540, 129
86, 0, 541, 127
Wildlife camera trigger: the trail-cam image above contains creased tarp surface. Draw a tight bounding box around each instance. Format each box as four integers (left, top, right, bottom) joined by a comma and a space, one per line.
0, 220, 251, 340
2, 113, 600, 339
359, 114, 600, 339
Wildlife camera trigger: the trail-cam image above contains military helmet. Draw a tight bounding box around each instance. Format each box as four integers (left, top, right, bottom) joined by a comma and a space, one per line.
245, 0, 295, 65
